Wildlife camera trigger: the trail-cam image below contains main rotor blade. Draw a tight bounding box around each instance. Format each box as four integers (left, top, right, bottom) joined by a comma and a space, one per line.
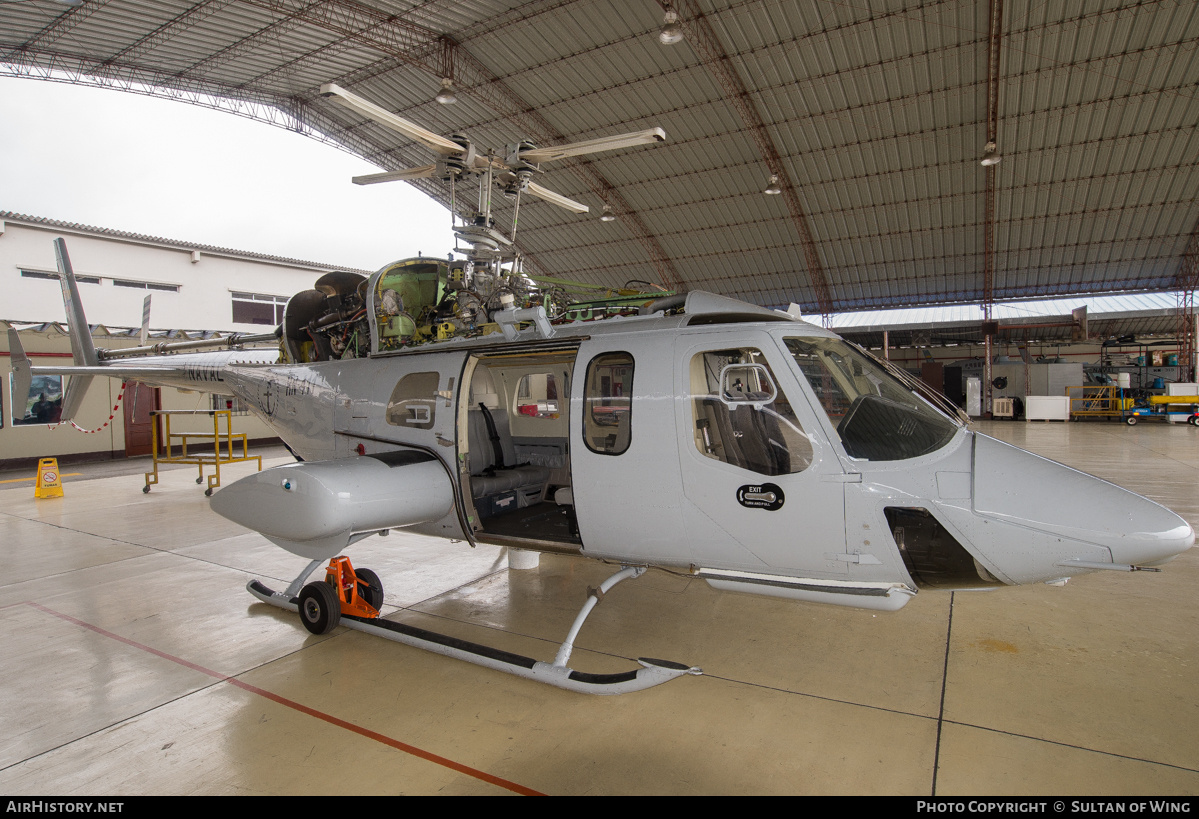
320, 83, 462, 156
519, 127, 666, 164
352, 165, 437, 185
526, 182, 590, 214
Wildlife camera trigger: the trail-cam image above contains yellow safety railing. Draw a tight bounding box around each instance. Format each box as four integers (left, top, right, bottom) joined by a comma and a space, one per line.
143, 410, 262, 495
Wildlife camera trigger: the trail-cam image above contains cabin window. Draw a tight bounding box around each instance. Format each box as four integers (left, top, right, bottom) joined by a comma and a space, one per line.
688, 347, 813, 475
514, 372, 562, 419
385, 372, 439, 429
211, 394, 250, 416
584, 352, 634, 455
21, 269, 100, 285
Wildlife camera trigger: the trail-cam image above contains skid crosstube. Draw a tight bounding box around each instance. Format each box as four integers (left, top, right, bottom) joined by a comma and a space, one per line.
247, 579, 700, 695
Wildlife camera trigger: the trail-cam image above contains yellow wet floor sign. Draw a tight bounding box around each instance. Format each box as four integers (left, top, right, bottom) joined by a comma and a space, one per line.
35, 458, 64, 498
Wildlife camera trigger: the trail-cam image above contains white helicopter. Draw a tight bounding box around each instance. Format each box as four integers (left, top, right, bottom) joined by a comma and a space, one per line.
11, 84, 1193, 695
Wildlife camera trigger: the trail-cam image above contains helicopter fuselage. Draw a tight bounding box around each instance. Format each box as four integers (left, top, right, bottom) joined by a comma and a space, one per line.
18, 238, 1190, 614
190, 307, 1193, 612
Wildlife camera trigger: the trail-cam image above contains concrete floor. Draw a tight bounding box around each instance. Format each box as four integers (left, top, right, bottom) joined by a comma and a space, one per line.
0, 421, 1197, 795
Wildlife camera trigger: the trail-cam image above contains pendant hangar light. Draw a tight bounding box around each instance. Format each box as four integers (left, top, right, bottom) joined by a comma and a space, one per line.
659, 8, 684, 45
435, 78, 458, 105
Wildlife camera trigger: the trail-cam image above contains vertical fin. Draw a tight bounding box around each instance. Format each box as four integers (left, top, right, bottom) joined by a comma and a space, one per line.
54, 238, 98, 422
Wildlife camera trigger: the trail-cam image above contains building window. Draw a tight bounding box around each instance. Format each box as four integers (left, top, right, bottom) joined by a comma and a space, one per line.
20, 269, 100, 285
113, 279, 180, 292
584, 352, 634, 455
10, 373, 63, 426
232, 292, 287, 325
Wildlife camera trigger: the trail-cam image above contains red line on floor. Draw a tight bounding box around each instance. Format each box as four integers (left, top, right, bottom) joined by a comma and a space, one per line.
23, 601, 543, 796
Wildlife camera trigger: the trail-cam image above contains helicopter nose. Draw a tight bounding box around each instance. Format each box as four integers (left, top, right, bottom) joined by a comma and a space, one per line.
968, 435, 1193, 581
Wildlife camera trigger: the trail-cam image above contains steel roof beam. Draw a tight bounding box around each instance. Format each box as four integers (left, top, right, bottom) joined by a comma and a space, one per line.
100, 0, 237, 68
0, 0, 108, 62
0, 45, 377, 156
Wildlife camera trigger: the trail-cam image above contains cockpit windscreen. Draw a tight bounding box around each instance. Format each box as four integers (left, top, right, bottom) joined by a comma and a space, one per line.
784, 338, 960, 461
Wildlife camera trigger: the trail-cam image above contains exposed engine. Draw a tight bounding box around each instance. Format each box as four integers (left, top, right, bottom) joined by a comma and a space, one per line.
280, 258, 674, 364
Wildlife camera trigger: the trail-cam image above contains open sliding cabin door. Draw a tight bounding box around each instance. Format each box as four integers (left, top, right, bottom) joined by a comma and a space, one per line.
459, 351, 580, 550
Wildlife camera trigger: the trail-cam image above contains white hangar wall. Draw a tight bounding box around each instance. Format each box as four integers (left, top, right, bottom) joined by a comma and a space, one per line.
0, 213, 364, 468
1, 212, 364, 330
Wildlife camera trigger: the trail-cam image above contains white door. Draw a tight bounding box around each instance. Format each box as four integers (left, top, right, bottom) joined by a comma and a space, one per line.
570, 338, 690, 564
674, 331, 850, 577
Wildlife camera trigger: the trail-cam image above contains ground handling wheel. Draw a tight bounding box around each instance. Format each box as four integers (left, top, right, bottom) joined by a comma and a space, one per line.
354, 568, 384, 611
299, 581, 341, 634
313, 556, 383, 622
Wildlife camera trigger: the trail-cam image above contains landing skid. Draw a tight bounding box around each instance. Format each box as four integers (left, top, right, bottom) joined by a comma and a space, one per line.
246, 563, 701, 695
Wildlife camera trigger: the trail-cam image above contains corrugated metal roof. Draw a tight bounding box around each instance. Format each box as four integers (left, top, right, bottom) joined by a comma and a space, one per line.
0, 211, 367, 273
830, 291, 1179, 329
829, 291, 1187, 347
1, 0, 1196, 313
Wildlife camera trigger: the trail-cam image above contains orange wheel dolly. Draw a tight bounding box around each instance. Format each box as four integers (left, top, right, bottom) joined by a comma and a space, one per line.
295, 556, 383, 634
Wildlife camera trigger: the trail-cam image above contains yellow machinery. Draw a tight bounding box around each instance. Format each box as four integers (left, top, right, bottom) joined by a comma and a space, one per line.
1146, 394, 1199, 407
1067, 386, 1199, 424
1066, 386, 1132, 418
1126, 394, 1199, 425
143, 409, 262, 495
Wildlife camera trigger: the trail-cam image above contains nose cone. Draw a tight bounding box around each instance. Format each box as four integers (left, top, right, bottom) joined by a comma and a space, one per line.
972, 435, 1193, 572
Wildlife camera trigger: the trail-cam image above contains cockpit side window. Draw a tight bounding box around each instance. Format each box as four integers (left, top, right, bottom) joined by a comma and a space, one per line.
688, 347, 813, 475
784, 337, 959, 461
385, 372, 439, 429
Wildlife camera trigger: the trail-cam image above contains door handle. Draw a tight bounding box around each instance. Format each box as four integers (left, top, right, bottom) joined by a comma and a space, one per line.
819, 473, 862, 483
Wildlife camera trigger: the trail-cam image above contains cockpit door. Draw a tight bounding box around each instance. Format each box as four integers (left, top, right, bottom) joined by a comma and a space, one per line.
674, 332, 850, 577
